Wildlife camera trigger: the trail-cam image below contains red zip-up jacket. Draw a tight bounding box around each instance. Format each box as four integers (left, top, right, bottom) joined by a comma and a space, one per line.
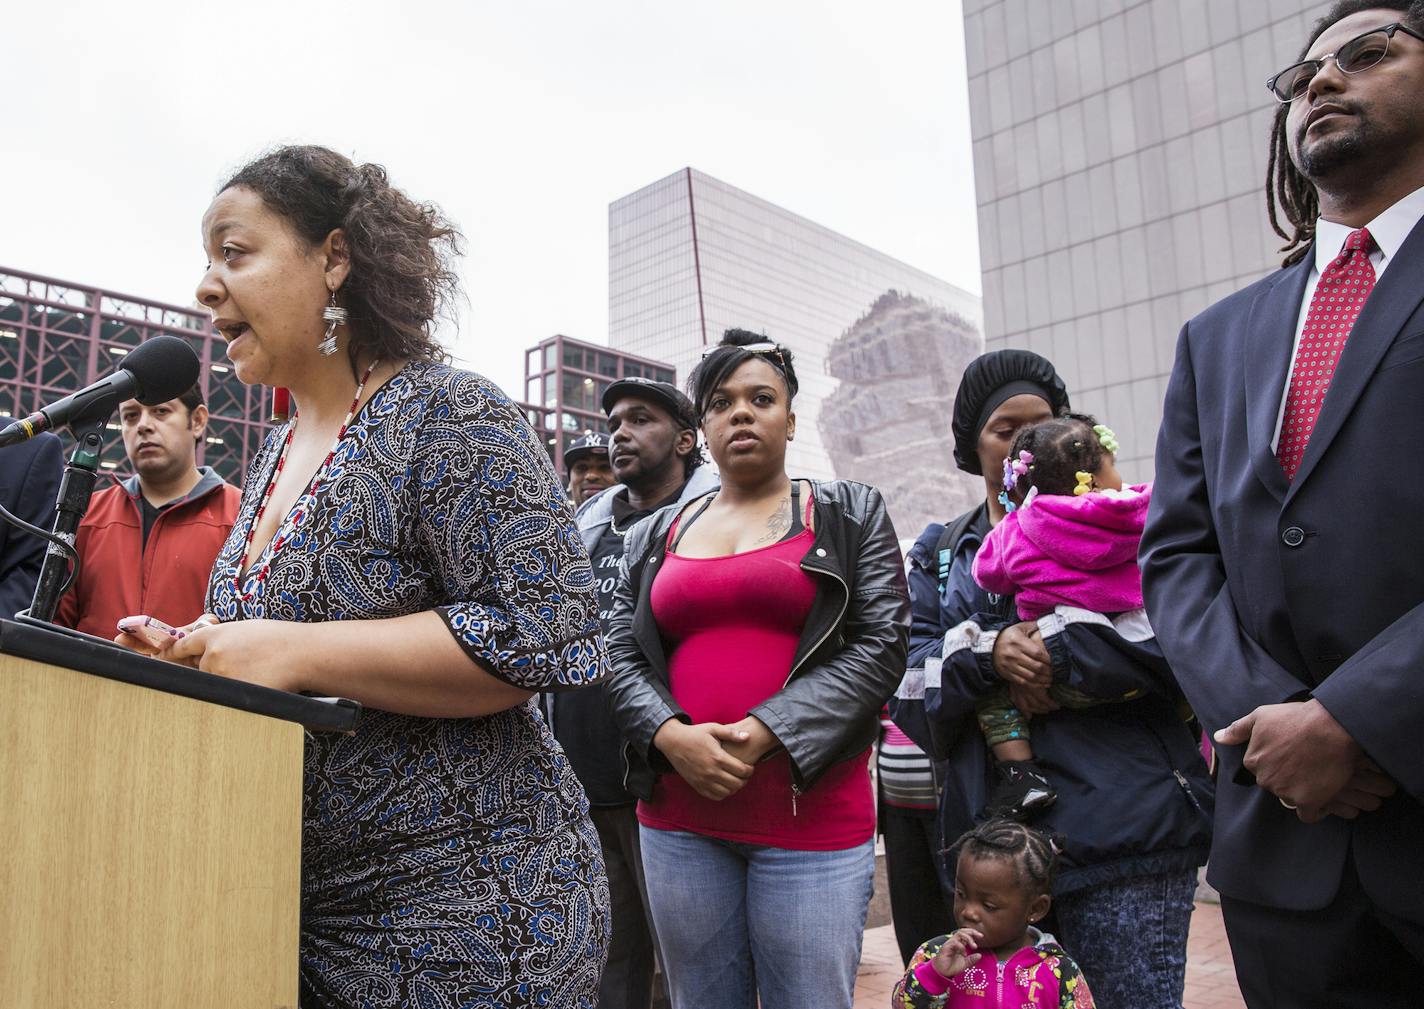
55, 467, 241, 639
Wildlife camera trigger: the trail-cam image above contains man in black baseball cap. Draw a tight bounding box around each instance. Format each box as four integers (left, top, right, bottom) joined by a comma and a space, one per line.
547, 376, 715, 1009
600, 375, 701, 432
595, 378, 703, 515
565, 430, 615, 506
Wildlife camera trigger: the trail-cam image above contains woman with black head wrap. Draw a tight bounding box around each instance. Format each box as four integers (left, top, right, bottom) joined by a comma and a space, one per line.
888, 350, 1213, 1009
878, 350, 1064, 963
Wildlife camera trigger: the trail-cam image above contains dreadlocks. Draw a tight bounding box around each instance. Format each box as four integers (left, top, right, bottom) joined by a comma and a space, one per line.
1267, 0, 1424, 266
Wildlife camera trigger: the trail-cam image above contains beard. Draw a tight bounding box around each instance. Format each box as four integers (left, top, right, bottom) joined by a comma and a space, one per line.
1290, 93, 1424, 182
1297, 124, 1370, 178
1291, 98, 1375, 179
612, 448, 677, 493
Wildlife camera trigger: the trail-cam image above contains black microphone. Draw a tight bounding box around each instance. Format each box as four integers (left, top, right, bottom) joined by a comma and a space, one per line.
0, 335, 201, 448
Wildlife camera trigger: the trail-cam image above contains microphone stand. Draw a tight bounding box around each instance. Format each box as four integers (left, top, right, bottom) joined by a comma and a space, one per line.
27, 409, 109, 623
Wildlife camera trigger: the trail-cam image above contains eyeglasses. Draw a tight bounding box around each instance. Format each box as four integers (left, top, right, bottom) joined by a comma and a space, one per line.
1266, 22, 1424, 103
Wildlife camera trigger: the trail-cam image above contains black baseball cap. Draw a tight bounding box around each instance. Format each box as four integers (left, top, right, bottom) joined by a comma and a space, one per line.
564, 430, 611, 466
601, 377, 698, 430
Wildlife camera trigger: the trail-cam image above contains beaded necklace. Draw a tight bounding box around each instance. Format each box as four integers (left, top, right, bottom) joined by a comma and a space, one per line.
234, 359, 380, 601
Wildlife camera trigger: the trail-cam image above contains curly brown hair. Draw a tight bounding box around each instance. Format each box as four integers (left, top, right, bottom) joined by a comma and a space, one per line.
221, 145, 462, 365
1266, 0, 1424, 267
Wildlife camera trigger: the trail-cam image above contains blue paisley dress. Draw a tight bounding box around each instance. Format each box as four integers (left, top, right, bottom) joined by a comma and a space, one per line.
206, 361, 611, 1008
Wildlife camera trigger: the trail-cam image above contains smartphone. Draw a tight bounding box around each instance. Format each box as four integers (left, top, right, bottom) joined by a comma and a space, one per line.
117, 615, 183, 649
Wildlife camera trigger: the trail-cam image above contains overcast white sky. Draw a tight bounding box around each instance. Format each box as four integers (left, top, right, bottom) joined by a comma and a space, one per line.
1, 0, 979, 398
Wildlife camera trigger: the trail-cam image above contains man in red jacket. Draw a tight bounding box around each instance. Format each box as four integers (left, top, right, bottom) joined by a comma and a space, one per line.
56, 383, 241, 639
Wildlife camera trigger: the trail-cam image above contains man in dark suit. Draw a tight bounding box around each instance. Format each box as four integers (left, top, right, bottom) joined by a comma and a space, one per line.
1141, 3, 1424, 1005
0, 432, 64, 618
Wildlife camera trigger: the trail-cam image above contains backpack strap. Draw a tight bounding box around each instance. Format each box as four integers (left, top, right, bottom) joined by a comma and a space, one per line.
933, 502, 990, 592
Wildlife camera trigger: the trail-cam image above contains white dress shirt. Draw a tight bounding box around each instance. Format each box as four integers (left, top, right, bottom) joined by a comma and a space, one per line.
1272, 184, 1424, 450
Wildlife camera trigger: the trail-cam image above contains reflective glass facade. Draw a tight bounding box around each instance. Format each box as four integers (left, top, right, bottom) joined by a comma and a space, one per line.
610, 169, 984, 531
965, 0, 1329, 476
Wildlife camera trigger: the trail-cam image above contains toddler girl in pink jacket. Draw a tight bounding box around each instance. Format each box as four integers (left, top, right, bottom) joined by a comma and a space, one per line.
891, 818, 1094, 1008
969, 414, 1150, 820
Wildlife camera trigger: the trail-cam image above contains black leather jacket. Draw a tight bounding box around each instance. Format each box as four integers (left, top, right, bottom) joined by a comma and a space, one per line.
604, 478, 911, 800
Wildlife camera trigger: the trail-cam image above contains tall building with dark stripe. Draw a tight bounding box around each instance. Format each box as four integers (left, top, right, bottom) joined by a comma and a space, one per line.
608, 168, 985, 535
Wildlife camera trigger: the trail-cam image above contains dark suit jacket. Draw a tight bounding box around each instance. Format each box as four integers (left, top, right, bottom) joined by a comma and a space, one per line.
1141, 215, 1424, 915
0, 433, 64, 618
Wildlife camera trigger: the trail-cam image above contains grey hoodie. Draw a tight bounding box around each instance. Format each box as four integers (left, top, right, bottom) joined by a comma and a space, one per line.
572, 464, 720, 557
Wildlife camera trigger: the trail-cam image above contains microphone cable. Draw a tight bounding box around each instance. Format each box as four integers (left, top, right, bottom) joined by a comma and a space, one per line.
0, 499, 80, 600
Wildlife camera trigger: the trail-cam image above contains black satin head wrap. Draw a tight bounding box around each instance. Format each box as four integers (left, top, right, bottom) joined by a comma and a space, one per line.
951, 350, 1070, 475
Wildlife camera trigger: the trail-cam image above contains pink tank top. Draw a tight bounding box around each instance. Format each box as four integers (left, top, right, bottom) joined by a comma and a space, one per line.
639, 491, 875, 851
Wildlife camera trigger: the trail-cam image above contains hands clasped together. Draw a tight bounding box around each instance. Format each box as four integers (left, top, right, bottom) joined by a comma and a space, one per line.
1215, 699, 1397, 823
652, 715, 782, 800
991, 619, 1398, 825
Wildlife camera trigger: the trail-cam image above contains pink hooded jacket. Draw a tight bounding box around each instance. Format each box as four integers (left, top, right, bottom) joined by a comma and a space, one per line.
972, 483, 1152, 621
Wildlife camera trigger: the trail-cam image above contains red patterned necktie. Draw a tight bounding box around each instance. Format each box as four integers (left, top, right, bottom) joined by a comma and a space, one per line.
1276, 227, 1376, 480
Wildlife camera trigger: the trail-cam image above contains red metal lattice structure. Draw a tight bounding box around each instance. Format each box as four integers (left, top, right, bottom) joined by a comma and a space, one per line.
0, 265, 270, 485
0, 268, 677, 489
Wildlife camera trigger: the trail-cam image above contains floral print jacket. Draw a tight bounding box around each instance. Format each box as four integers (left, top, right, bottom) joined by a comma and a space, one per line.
891, 930, 1095, 1009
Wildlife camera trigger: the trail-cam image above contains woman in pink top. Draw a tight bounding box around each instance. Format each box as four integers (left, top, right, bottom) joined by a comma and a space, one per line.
604, 329, 911, 1009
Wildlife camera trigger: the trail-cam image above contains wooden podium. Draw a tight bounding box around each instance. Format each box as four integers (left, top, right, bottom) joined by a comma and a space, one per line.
0, 618, 360, 1008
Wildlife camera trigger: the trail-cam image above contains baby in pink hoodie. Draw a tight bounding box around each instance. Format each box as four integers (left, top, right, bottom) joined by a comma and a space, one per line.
969, 414, 1151, 820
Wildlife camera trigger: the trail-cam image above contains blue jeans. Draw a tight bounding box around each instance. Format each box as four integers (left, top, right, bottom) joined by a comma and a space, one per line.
1051, 868, 1198, 1009
638, 826, 876, 1009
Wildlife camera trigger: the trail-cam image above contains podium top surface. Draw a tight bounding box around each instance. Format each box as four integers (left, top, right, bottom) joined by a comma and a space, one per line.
0, 618, 361, 732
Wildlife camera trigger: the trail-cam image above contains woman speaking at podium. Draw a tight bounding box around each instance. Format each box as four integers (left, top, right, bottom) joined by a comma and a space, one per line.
119, 145, 609, 1008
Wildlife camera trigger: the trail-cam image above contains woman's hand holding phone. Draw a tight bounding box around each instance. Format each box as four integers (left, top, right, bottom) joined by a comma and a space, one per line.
115, 614, 215, 660
116, 616, 304, 692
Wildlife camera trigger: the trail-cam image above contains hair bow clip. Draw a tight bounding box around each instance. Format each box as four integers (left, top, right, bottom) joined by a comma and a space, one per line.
1074, 471, 1094, 496
1093, 424, 1120, 455
1002, 450, 1035, 495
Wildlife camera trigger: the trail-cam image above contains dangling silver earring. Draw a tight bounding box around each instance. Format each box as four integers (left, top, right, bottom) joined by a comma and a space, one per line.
319, 290, 347, 357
